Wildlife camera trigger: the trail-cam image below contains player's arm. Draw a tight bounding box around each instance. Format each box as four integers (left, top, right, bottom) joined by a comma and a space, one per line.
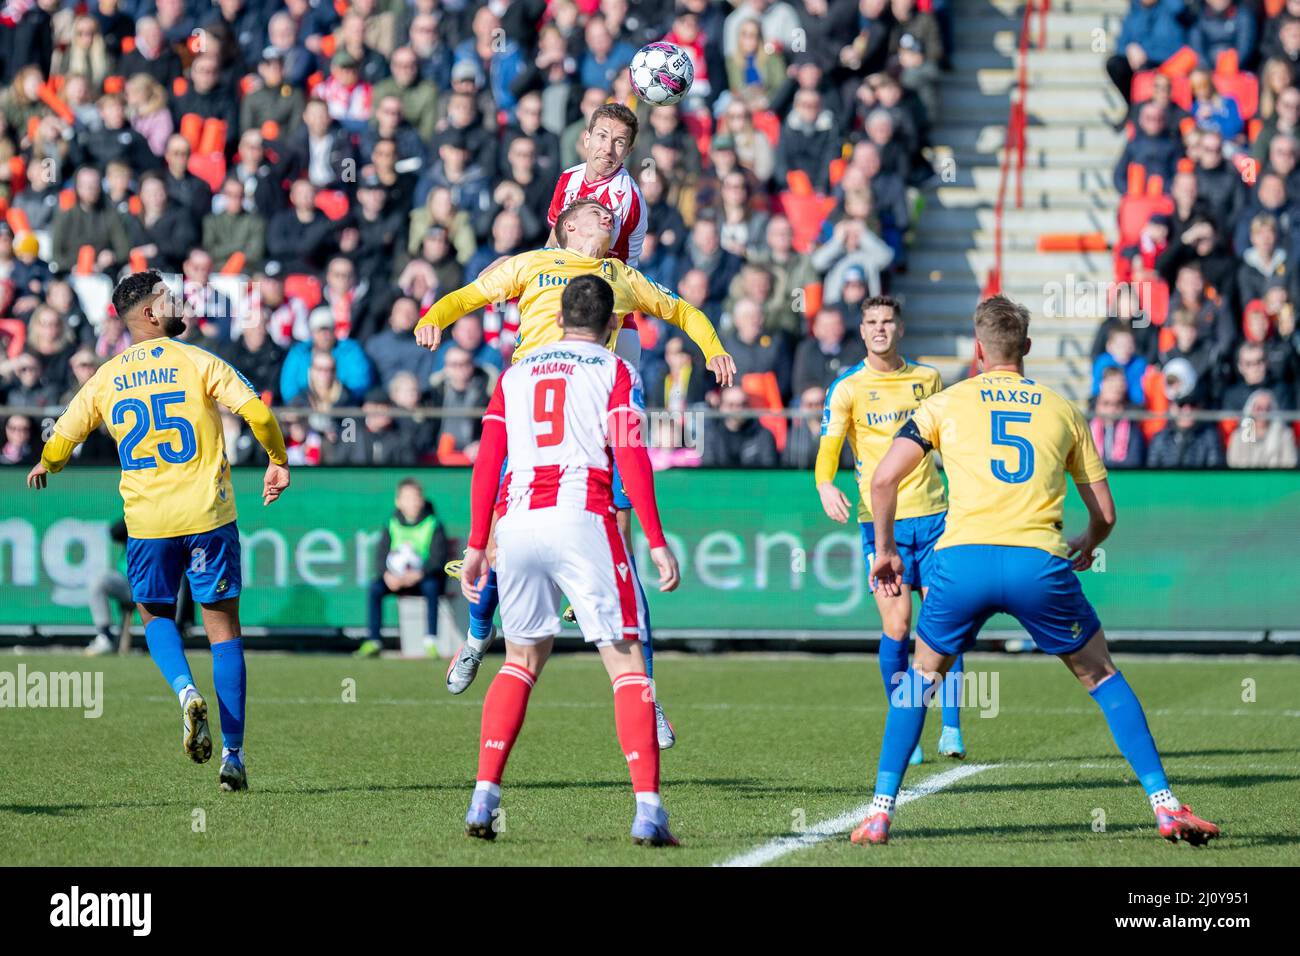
815, 380, 853, 523
608, 364, 679, 591
461, 378, 508, 602
1066, 407, 1115, 571
413, 283, 493, 351
28, 383, 102, 489
624, 266, 736, 387
202, 352, 292, 505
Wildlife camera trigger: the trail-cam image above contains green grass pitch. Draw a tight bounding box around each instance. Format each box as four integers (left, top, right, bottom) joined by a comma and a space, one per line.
2, 651, 1297, 866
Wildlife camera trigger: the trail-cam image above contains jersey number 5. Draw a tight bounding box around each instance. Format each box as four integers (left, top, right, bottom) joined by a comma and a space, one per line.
112, 391, 198, 471
990, 410, 1034, 484
533, 379, 567, 448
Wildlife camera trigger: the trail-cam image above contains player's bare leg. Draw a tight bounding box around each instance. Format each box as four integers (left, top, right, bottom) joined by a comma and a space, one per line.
1061, 630, 1220, 845
465, 636, 553, 840
200, 597, 249, 792
446, 514, 500, 694
852, 638, 957, 846
138, 601, 211, 765
598, 639, 678, 846
615, 507, 674, 749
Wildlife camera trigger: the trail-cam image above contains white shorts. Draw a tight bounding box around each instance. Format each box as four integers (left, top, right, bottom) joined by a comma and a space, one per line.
493, 509, 641, 646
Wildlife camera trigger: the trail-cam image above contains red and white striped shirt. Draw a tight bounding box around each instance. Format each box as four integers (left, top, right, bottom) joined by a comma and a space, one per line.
469, 339, 665, 547
547, 163, 648, 267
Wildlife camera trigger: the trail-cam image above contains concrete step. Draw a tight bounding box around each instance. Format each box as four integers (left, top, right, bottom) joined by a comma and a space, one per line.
950, 48, 1120, 72
939, 87, 1124, 124
930, 185, 1117, 209
940, 123, 1126, 152
967, 29, 1120, 56
919, 205, 1118, 235
940, 66, 1114, 92
957, 0, 1127, 15
905, 332, 1097, 360
964, 165, 1115, 191
892, 288, 1114, 320
906, 248, 1115, 276
947, 149, 1119, 170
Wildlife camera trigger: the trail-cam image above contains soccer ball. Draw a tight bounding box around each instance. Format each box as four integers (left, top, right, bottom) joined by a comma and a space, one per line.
628, 42, 695, 107
386, 544, 423, 577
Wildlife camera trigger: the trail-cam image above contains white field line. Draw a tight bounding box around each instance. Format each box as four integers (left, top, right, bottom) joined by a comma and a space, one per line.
138, 695, 1300, 718
716, 763, 999, 868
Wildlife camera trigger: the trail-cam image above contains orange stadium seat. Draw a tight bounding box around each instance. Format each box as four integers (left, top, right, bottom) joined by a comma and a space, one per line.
777, 191, 835, 253
188, 152, 226, 191
58, 189, 75, 210
1117, 192, 1174, 248
751, 110, 780, 147
220, 252, 246, 275
1248, 117, 1263, 143
1141, 366, 1168, 442
315, 189, 349, 220
741, 371, 787, 452
197, 118, 228, 155
103, 75, 124, 94
172, 77, 188, 97
179, 113, 203, 151
1215, 72, 1258, 121
6, 206, 31, 234
1131, 70, 1192, 110
803, 282, 823, 324
260, 120, 281, 142
436, 432, 471, 466
121, 36, 135, 54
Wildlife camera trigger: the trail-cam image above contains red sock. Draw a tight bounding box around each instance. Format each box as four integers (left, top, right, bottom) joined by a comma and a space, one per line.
476, 663, 535, 785
612, 673, 659, 795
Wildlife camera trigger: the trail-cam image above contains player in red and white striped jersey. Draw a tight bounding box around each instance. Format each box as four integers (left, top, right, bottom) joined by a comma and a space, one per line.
545, 103, 648, 269
458, 274, 681, 847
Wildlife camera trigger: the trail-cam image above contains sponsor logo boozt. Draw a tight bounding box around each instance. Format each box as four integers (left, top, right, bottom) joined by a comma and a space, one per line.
861, 409, 915, 428
50, 886, 151, 936
537, 273, 570, 288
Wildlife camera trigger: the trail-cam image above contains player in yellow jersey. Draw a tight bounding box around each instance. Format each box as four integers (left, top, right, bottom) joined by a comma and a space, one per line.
850, 294, 1219, 847
26, 271, 290, 794
416, 198, 736, 748
815, 295, 965, 764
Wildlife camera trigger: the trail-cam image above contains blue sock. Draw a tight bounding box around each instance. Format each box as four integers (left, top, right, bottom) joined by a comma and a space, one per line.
1089, 672, 1170, 796
877, 633, 908, 703
942, 653, 964, 730
468, 567, 499, 640
629, 547, 654, 680
211, 638, 247, 752
145, 617, 194, 697
875, 667, 934, 799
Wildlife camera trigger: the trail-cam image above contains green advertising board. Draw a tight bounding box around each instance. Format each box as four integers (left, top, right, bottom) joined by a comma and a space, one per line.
1, 468, 1298, 632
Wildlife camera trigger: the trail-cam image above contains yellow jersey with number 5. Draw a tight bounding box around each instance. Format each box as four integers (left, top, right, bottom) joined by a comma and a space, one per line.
904, 372, 1108, 557
48, 339, 259, 539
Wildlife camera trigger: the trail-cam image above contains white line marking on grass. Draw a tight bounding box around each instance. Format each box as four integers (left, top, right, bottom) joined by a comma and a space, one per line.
716, 763, 999, 868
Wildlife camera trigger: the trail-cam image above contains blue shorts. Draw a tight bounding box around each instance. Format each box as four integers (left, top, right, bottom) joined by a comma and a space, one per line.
860, 511, 946, 591
917, 544, 1101, 657
126, 521, 242, 605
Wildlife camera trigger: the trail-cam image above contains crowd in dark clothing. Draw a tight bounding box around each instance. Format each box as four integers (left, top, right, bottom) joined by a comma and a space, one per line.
1096, 0, 1300, 468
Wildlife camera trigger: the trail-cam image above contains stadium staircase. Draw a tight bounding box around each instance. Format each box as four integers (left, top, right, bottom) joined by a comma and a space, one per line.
898, 0, 1128, 400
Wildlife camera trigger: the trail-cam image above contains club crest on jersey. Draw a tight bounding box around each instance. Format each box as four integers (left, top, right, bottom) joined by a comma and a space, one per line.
600, 261, 617, 283
868, 390, 880, 401
913, 383, 925, 400
150, 346, 164, 358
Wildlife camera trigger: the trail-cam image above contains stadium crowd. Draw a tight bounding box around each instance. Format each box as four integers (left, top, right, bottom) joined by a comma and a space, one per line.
0, 0, 1291, 471
1100, 0, 1300, 467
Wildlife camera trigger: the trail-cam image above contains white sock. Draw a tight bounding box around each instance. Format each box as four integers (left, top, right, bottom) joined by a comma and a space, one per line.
474, 781, 501, 801
465, 633, 491, 655
178, 684, 197, 707
871, 794, 895, 817
635, 791, 662, 811
222, 746, 242, 761
1149, 788, 1180, 812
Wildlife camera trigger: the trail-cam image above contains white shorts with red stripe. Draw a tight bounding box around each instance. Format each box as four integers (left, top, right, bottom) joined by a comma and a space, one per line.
493, 508, 640, 647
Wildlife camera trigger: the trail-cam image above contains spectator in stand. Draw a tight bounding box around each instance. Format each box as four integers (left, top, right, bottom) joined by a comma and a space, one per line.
1092, 326, 1149, 405
118, 17, 183, 88
281, 309, 375, 404
0, 415, 36, 465
726, 17, 786, 108
812, 196, 896, 299
386, 370, 439, 461
373, 45, 438, 141
1237, 216, 1287, 307
718, 99, 776, 185
1113, 102, 1180, 195
267, 179, 339, 276
1189, 69, 1245, 146
428, 347, 488, 460
366, 296, 435, 388
1227, 388, 1298, 467
465, 209, 525, 282
239, 49, 305, 141
160, 134, 212, 223
215, 310, 281, 405
51, 166, 131, 275
414, 127, 492, 230
725, 263, 786, 333
1092, 281, 1158, 361
125, 75, 176, 160
345, 174, 406, 297
649, 335, 710, 411
74, 93, 158, 173
322, 392, 416, 467
702, 385, 779, 467
1233, 170, 1294, 252
1260, 288, 1300, 389
172, 54, 239, 145
1090, 366, 1147, 469
1147, 363, 1226, 468
127, 171, 199, 274
1223, 340, 1294, 410
1254, 83, 1300, 164
2, 353, 57, 409
741, 215, 818, 322
1191, 130, 1243, 229
1156, 216, 1237, 315
775, 88, 839, 194
1107, 0, 1189, 106
1189, 0, 1258, 72
579, 15, 636, 95
94, 310, 133, 361
283, 98, 357, 190
355, 478, 449, 657
204, 177, 267, 273
831, 264, 871, 315
723, 297, 794, 400
681, 217, 743, 319
358, 95, 426, 172
433, 311, 503, 374
783, 384, 838, 470
1126, 71, 1191, 132
793, 305, 868, 396
1160, 308, 1220, 402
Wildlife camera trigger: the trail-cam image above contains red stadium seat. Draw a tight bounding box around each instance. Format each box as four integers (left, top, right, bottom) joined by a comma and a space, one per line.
187, 152, 226, 192
1141, 366, 1168, 441
179, 112, 203, 151
751, 110, 781, 147
436, 432, 471, 466
741, 371, 787, 452
284, 274, 323, 310
776, 191, 836, 254
1131, 70, 1192, 110
314, 189, 350, 220
121, 36, 135, 54
0, 318, 27, 359
58, 188, 75, 210
6, 206, 31, 234
1116, 192, 1174, 248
